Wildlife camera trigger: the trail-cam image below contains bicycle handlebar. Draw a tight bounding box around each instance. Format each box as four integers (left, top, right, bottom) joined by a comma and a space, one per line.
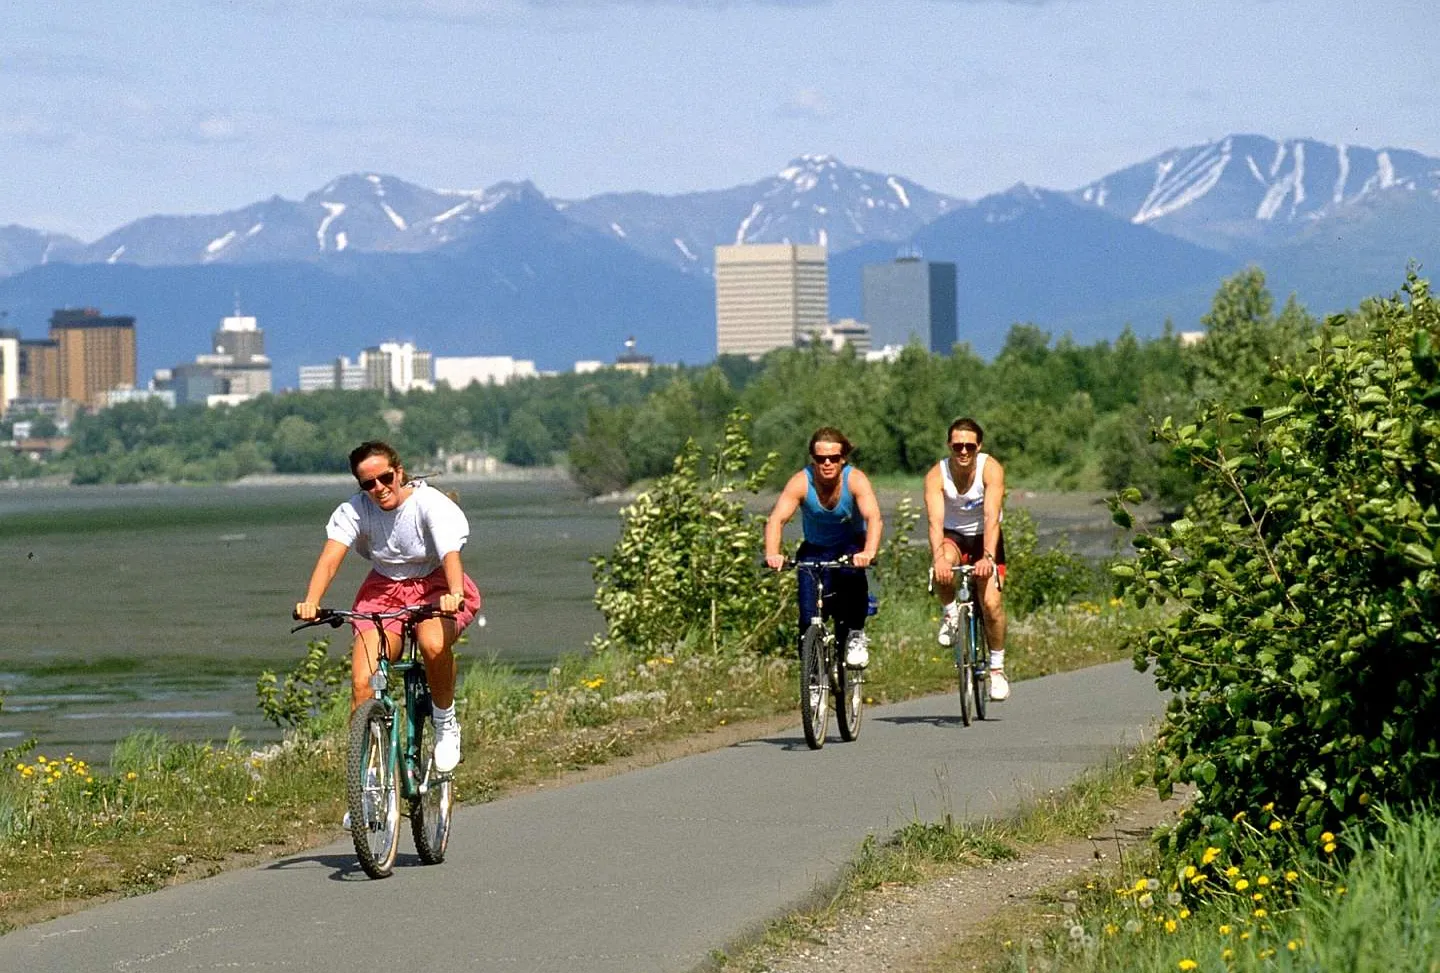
779, 556, 873, 571
290, 603, 451, 633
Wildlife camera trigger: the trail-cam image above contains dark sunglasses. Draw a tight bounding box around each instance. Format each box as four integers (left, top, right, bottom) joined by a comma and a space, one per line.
810, 452, 845, 465
949, 442, 979, 455
358, 469, 399, 492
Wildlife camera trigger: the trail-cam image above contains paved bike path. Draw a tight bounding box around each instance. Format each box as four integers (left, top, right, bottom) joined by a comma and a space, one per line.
1, 660, 1164, 972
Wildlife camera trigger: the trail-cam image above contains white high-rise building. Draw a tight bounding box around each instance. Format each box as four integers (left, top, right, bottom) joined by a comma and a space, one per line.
0, 329, 18, 417
433, 356, 538, 388
715, 243, 828, 357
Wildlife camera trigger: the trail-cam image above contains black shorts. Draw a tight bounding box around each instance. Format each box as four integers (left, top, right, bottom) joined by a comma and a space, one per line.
942, 528, 1006, 567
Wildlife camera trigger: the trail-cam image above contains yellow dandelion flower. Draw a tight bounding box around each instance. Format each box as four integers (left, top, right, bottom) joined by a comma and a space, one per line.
1336, 886, 1347, 895
1235, 879, 1249, 891
1268, 820, 1283, 832
1252, 893, 1264, 901
1134, 878, 1150, 892
1178, 960, 1198, 971
1324, 841, 1337, 854
1179, 908, 1191, 919
1288, 940, 1300, 952
1233, 810, 1246, 822
1262, 801, 1274, 811
1202, 846, 1222, 865
1165, 919, 1177, 934
1320, 831, 1335, 843
1219, 924, 1232, 935
1241, 931, 1251, 941
1104, 923, 1118, 936
1285, 870, 1298, 882
126, 771, 138, 781
1256, 875, 1270, 886
1225, 865, 1240, 877
1223, 948, 1233, 960
1184, 865, 1197, 878
1254, 908, 1267, 918
20, 766, 33, 778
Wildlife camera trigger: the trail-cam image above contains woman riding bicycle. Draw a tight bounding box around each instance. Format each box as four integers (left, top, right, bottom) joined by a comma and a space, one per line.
763, 427, 883, 668
294, 440, 482, 773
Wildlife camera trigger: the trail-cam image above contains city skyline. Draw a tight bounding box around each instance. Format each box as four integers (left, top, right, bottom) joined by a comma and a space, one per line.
6, 0, 1436, 241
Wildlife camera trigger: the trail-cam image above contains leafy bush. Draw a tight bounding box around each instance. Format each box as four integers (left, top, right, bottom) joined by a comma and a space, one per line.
1112, 273, 1440, 866
256, 638, 349, 734
590, 411, 789, 654
1003, 507, 1104, 615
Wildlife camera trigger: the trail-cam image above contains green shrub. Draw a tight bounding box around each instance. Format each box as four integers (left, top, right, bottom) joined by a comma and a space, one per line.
1003, 507, 1104, 614
1112, 273, 1440, 867
590, 410, 789, 654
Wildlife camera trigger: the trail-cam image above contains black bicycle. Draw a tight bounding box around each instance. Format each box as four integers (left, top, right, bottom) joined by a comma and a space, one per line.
291, 604, 455, 878
788, 558, 869, 749
950, 564, 990, 726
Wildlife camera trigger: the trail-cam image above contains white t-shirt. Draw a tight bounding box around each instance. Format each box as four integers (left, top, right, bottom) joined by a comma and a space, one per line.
325, 481, 470, 580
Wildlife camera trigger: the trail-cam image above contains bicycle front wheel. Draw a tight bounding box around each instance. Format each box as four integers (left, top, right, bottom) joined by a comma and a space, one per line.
955, 610, 974, 727
836, 643, 863, 743
799, 624, 829, 749
409, 714, 454, 865
347, 699, 401, 878
973, 616, 990, 723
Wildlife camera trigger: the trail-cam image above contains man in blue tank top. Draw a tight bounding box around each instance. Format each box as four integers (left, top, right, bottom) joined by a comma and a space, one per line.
764, 427, 884, 667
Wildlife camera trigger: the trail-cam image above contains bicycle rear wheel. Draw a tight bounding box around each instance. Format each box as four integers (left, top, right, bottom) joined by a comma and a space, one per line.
347, 699, 401, 878
409, 713, 454, 865
799, 624, 830, 749
955, 610, 974, 727
836, 642, 863, 742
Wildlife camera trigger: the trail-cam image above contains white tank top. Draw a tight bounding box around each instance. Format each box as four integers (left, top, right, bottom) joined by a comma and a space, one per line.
939, 453, 997, 536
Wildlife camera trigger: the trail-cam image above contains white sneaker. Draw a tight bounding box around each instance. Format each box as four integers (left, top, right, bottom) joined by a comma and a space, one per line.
845, 631, 870, 668
343, 810, 352, 829
989, 669, 1010, 701
433, 718, 461, 773
937, 603, 961, 647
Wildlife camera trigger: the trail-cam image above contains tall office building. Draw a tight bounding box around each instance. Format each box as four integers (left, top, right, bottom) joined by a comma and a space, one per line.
861, 257, 957, 354
0, 329, 17, 416
715, 244, 828, 357
196, 311, 272, 397
18, 339, 60, 401
50, 308, 137, 407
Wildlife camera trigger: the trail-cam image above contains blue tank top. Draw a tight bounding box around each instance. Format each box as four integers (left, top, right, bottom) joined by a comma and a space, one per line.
800, 466, 865, 547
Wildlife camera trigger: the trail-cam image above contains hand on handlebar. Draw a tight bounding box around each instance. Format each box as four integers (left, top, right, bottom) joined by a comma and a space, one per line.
851, 551, 875, 569
294, 601, 319, 622
932, 555, 953, 586
439, 591, 465, 614
764, 553, 787, 571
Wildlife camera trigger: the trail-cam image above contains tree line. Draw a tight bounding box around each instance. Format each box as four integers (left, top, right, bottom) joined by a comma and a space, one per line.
3, 267, 1325, 505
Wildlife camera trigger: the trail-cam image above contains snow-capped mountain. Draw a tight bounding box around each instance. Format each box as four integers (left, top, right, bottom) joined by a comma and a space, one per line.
70, 176, 544, 267
0, 226, 82, 278
557, 154, 960, 271
1073, 135, 1440, 252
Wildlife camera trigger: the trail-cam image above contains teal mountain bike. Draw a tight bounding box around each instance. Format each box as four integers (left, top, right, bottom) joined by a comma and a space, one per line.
291, 604, 456, 879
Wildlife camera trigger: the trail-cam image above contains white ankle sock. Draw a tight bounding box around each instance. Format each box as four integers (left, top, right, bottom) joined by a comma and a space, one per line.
432, 703, 456, 725
990, 650, 1004, 670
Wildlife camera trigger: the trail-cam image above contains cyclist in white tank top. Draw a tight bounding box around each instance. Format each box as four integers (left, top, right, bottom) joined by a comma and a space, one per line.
923, 417, 1011, 701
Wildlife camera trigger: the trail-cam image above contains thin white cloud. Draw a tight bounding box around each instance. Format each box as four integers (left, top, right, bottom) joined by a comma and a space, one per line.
777, 88, 832, 121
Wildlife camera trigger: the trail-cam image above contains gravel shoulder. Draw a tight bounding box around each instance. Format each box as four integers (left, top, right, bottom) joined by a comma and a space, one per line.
732, 788, 1186, 973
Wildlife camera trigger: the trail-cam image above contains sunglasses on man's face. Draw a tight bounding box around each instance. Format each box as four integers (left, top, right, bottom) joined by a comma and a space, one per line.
358, 469, 399, 492
949, 441, 979, 455
811, 453, 845, 465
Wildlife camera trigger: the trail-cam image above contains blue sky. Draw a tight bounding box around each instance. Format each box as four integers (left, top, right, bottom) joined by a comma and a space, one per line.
6, 0, 1436, 241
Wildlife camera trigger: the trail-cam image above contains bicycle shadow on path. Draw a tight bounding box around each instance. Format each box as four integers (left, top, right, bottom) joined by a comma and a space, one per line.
874, 713, 1007, 729
263, 850, 433, 882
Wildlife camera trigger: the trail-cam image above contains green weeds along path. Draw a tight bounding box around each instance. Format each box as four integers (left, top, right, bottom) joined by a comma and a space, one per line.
0, 595, 1146, 931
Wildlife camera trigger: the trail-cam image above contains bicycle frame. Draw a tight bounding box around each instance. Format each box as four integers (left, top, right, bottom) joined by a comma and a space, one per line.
366, 630, 434, 804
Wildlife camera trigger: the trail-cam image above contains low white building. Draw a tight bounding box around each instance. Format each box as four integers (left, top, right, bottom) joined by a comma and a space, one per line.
433, 356, 538, 388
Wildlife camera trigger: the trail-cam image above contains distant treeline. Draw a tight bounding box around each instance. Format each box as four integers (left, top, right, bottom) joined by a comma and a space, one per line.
2, 268, 1332, 506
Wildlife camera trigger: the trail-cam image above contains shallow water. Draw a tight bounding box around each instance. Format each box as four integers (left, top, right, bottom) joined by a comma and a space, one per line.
0, 478, 620, 764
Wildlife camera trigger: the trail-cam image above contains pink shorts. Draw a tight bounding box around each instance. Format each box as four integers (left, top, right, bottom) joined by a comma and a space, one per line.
351, 567, 482, 635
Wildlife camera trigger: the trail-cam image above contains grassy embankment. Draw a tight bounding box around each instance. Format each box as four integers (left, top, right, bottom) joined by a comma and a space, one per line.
0, 571, 1151, 931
